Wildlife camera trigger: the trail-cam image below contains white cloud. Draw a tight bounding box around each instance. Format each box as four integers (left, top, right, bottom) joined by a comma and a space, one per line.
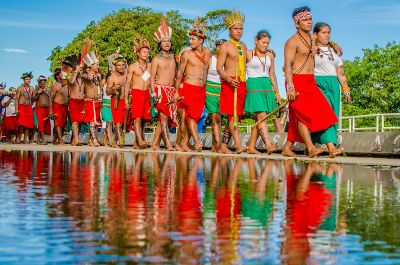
2, 48, 28, 53
0, 20, 81, 30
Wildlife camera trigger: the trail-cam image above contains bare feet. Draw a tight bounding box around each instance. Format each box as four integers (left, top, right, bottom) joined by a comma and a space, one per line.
151, 145, 161, 151
329, 147, 344, 158
194, 142, 203, 152
175, 145, 184, 152
247, 148, 261, 155
219, 145, 234, 154
138, 140, 147, 149
236, 146, 247, 154
266, 144, 279, 155
308, 145, 327, 158
166, 144, 175, 151
282, 148, 297, 157
182, 145, 193, 152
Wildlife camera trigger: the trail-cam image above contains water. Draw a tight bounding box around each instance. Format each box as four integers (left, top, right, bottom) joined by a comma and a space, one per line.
0, 150, 399, 264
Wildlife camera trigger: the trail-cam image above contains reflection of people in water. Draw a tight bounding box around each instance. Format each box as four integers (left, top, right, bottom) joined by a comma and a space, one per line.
281, 160, 337, 265
215, 158, 243, 264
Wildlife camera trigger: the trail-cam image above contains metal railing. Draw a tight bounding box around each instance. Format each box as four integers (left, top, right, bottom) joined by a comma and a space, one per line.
339, 113, 400, 132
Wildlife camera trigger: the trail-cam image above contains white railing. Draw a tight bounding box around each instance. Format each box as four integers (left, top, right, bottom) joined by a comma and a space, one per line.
339, 113, 400, 132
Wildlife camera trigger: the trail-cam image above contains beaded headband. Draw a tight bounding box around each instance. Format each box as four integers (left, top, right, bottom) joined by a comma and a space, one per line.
293, 11, 311, 26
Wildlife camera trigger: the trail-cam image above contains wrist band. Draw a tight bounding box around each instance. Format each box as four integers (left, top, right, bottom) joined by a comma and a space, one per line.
342, 86, 350, 92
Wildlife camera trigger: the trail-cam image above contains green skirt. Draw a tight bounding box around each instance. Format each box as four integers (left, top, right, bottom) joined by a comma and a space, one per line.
244, 77, 277, 113
101, 98, 113, 122
205, 80, 221, 114
311, 76, 340, 145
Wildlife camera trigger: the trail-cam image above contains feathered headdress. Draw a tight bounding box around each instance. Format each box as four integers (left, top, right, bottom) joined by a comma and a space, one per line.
37, 75, 47, 82
133, 33, 151, 54
224, 11, 245, 29
80, 39, 94, 65
83, 51, 99, 67
113, 55, 126, 65
21, 72, 33, 79
189, 17, 207, 39
154, 16, 172, 43
62, 55, 80, 68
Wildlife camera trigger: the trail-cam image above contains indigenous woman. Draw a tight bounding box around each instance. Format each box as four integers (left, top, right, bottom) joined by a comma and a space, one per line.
312, 22, 351, 157
101, 72, 114, 147
245, 30, 281, 154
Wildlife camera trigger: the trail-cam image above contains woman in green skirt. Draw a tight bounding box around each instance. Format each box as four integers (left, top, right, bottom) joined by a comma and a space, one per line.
312, 22, 351, 157
245, 30, 281, 154
101, 81, 115, 147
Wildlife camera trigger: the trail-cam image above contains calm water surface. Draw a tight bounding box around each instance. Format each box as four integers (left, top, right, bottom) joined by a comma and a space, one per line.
0, 150, 399, 264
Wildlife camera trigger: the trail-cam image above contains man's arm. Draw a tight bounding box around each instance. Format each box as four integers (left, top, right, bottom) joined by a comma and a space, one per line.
284, 38, 297, 101
124, 65, 134, 102
49, 83, 57, 116
150, 58, 158, 97
216, 44, 237, 88
1, 97, 11, 108
175, 51, 188, 93
15, 87, 20, 114
106, 75, 115, 97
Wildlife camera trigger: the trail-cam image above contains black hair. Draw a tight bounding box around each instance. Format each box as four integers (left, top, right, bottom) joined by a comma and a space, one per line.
292, 6, 311, 19
256, 30, 271, 40
313, 22, 331, 34
157, 41, 175, 53
53, 68, 61, 81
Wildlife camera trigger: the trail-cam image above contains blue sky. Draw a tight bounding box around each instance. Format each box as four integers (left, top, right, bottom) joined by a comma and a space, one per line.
0, 0, 399, 95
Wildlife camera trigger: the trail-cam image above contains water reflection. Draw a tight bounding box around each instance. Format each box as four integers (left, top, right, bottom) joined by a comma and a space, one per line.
0, 150, 399, 264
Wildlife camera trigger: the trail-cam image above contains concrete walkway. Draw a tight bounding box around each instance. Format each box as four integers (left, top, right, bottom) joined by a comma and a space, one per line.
1, 143, 399, 167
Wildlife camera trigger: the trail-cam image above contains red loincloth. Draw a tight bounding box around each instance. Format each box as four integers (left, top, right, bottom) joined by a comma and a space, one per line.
17, 104, 34, 129
83, 99, 102, 123
111, 97, 127, 124
220, 78, 246, 120
131, 88, 151, 121
182, 83, 206, 122
4, 116, 18, 131
69, 98, 85, 123
53, 103, 68, 128
36, 107, 51, 135
155, 84, 176, 121
288, 74, 338, 143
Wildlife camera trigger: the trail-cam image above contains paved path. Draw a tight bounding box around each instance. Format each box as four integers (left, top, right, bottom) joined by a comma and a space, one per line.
1, 143, 399, 167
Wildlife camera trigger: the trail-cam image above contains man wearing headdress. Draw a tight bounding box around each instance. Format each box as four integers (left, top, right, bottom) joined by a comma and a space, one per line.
49, 68, 68, 145
216, 11, 247, 154
282, 6, 338, 158
15, 72, 35, 143
175, 18, 211, 152
124, 36, 152, 149
106, 55, 127, 148
82, 51, 102, 147
33, 75, 51, 144
150, 16, 176, 151
65, 55, 85, 146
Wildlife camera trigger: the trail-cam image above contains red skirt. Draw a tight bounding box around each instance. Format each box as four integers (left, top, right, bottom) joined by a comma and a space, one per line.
53, 103, 68, 128
155, 84, 176, 121
288, 74, 338, 143
36, 107, 51, 134
17, 104, 34, 129
83, 99, 102, 123
220, 79, 246, 118
69, 98, 85, 123
131, 88, 150, 120
111, 98, 126, 124
4, 116, 18, 131
182, 83, 206, 122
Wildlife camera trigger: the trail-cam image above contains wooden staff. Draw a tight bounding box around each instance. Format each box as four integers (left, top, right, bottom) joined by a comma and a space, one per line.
43, 114, 57, 121
166, 96, 184, 106
233, 68, 238, 127
122, 94, 132, 145
148, 94, 161, 113
251, 102, 288, 129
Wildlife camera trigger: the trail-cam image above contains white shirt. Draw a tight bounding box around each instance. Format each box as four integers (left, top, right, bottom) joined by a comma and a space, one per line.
102, 84, 111, 100
247, 50, 271, 78
1, 96, 16, 117
314, 46, 343, 76
207, 55, 221, 83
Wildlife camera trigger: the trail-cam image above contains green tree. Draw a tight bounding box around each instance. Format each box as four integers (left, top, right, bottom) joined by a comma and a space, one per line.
343, 42, 400, 115
47, 7, 230, 73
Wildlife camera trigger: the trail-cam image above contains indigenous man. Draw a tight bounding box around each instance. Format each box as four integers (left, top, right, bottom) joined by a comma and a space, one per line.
150, 16, 176, 151
107, 55, 127, 147
175, 19, 211, 152
82, 51, 102, 147
124, 36, 152, 149
49, 68, 68, 145
282, 6, 338, 158
66, 55, 85, 146
1, 87, 18, 143
33, 75, 51, 145
216, 11, 247, 153
15, 72, 35, 143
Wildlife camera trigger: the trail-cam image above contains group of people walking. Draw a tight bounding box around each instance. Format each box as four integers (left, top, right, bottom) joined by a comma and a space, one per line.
0, 6, 351, 158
